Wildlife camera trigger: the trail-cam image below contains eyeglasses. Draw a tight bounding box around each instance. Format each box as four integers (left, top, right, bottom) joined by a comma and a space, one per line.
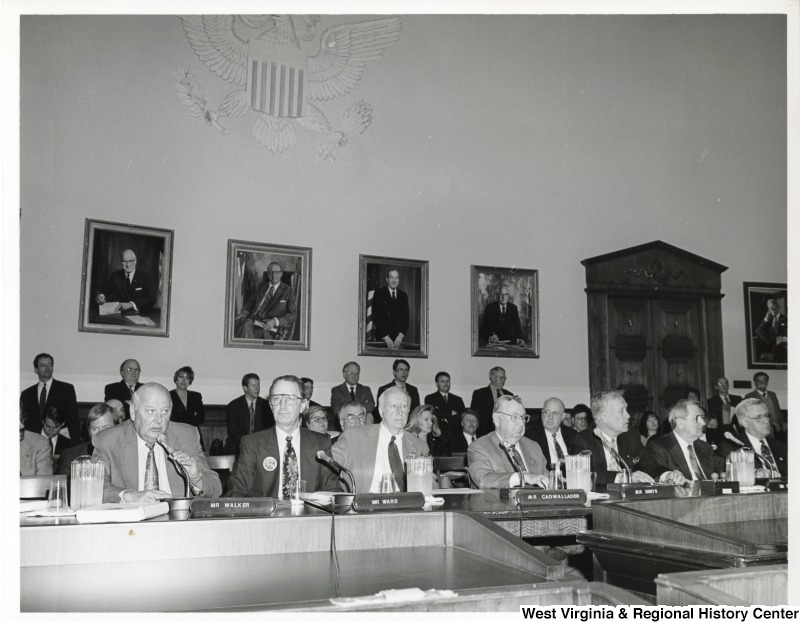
745, 414, 771, 422
343, 414, 367, 422
308, 416, 328, 424
496, 411, 530, 424
269, 394, 302, 406
123, 367, 141, 373
541, 410, 564, 418
678, 415, 706, 423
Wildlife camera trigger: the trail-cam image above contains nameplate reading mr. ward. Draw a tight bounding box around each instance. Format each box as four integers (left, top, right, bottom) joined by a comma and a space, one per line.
351, 492, 426, 512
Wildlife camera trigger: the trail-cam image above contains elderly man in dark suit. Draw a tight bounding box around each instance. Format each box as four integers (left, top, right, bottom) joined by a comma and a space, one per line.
706, 376, 742, 428
480, 285, 525, 346
94, 249, 157, 314
569, 390, 686, 487
330, 361, 376, 420
470, 366, 513, 435
226, 373, 274, 455
647, 400, 726, 480
721, 398, 788, 477
20, 352, 80, 441
92, 383, 221, 503
525, 397, 576, 470
371, 267, 409, 349
376, 359, 420, 424
104, 358, 143, 419
424, 371, 466, 430
235, 262, 297, 339
226, 375, 341, 498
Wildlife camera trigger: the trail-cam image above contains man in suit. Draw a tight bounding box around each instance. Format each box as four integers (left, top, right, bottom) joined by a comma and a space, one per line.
226, 375, 341, 498
470, 366, 513, 435
92, 383, 221, 503
333, 386, 432, 493
226, 373, 275, 455
745, 372, 785, 437
235, 262, 297, 340
525, 397, 576, 470
467, 395, 549, 488
337, 401, 368, 433
376, 359, 420, 423
330, 361, 376, 421
104, 358, 143, 419
20, 352, 80, 440
301, 377, 322, 409
721, 398, 788, 477
371, 267, 409, 349
480, 285, 525, 346
755, 298, 787, 364
450, 409, 480, 454
568, 390, 686, 487
20, 412, 53, 476
40, 407, 77, 457
706, 376, 742, 428
424, 371, 466, 430
647, 400, 726, 480
95, 248, 157, 314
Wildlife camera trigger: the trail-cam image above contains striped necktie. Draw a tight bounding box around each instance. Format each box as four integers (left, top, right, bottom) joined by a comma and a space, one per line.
686, 444, 705, 480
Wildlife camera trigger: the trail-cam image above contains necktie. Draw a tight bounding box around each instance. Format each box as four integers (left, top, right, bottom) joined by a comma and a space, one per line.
128, 384, 135, 397
501, 305, 506, 318
144, 444, 159, 491
442, 393, 448, 405
392, 290, 396, 300
471, 435, 476, 444
248, 401, 255, 433
552, 432, 565, 462
760, 440, 778, 475
388, 436, 406, 491
686, 444, 704, 480
281, 435, 298, 499
509, 444, 527, 473
349, 387, 355, 400
599, 435, 622, 471
39, 384, 47, 415
496, 389, 502, 399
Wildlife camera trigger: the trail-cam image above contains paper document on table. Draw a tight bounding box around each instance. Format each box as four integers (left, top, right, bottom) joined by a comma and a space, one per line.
126, 315, 155, 326
98, 302, 120, 315
76, 502, 169, 523
20, 500, 48, 513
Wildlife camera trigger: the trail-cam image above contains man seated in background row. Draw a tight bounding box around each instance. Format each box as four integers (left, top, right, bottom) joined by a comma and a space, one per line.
93, 383, 221, 503
40, 407, 77, 457
226, 375, 341, 498
20, 411, 52, 476
337, 400, 368, 434
104, 358, 143, 419
721, 398, 787, 477
449, 409, 480, 454
647, 400, 726, 481
424, 371, 466, 430
467, 395, 549, 489
333, 386, 432, 493
57, 403, 122, 475
225, 373, 274, 455
106, 399, 127, 422
569, 390, 687, 487
330, 361, 376, 423
525, 397, 576, 471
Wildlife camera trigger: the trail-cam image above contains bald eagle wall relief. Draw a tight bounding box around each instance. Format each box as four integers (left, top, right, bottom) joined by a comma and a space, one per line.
174, 15, 402, 162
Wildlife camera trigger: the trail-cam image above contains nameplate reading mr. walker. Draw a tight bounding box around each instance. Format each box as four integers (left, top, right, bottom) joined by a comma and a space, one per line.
190, 497, 277, 518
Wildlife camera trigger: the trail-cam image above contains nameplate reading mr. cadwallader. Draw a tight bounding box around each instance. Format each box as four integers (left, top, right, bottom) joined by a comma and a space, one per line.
504, 489, 587, 506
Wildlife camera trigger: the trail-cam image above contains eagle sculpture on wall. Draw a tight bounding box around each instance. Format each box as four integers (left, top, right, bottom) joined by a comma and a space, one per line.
174, 15, 402, 161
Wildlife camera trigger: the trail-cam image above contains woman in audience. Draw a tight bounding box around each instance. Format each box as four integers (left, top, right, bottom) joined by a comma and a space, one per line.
304, 405, 339, 439
56, 403, 121, 475
571, 403, 593, 433
406, 404, 447, 456
639, 411, 661, 446
170, 365, 206, 449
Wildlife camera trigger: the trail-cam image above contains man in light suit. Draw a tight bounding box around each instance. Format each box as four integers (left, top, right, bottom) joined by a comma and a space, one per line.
104, 358, 143, 420
745, 372, 785, 436
568, 390, 686, 487
467, 395, 549, 489
376, 359, 420, 423
95, 249, 157, 314
647, 400, 726, 480
480, 285, 525, 346
470, 366, 513, 435
226, 375, 341, 498
424, 371, 466, 430
20, 352, 80, 440
371, 267, 409, 349
20, 412, 53, 476
333, 386, 433, 493
92, 383, 221, 503
330, 361, 376, 420
721, 398, 788, 477
706, 376, 742, 428
235, 262, 297, 340
226, 373, 275, 455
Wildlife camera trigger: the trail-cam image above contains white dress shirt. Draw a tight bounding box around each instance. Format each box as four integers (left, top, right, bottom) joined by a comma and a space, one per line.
369, 424, 405, 493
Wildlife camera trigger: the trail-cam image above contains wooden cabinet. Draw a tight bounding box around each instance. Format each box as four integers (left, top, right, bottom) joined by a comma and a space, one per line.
582, 241, 727, 419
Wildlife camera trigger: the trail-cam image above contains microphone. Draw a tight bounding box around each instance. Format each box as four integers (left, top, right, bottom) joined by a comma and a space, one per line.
157, 434, 191, 497
724, 432, 745, 446
316, 451, 357, 494
501, 440, 526, 488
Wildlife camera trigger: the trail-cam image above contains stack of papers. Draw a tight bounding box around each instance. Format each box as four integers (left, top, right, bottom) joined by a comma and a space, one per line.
76, 502, 169, 523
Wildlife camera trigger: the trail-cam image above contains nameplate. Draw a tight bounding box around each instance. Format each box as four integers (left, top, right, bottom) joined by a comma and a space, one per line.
351, 492, 426, 512
700, 480, 740, 495
606, 483, 675, 499
190, 497, 277, 518
756, 477, 788, 491
502, 488, 587, 506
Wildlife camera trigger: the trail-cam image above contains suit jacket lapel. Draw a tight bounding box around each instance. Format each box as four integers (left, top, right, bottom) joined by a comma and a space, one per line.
362, 426, 381, 490
120, 422, 140, 490
299, 429, 317, 488
262, 428, 280, 497
667, 435, 691, 476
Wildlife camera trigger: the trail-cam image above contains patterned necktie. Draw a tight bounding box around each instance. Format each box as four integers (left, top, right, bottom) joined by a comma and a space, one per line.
282, 435, 299, 499
349, 386, 356, 400
39, 384, 47, 415
509, 444, 527, 473
144, 444, 159, 491
760, 440, 778, 475
552, 432, 565, 462
248, 401, 255, 433
686, 444, 704, 480
599, 435, 622, 471
388, 436, 406, 491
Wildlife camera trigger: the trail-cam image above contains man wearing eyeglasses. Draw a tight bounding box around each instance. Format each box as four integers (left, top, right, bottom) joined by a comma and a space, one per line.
94, 249, 157, 315
226, 375, 341, 498
104, 359, 144, 420
467, 395, 549, 489
647, 400, 725, 481
706, 377, 742, 429
525, 398, 577, 470
721, 398, 787, 477
330, 361, 376, 422
337, 401, 368, 433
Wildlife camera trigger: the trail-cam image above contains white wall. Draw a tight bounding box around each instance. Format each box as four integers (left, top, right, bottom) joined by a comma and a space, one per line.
18, 14, 787, 408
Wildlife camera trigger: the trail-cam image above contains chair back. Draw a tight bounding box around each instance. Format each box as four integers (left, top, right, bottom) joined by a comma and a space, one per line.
20, 475, 67, 499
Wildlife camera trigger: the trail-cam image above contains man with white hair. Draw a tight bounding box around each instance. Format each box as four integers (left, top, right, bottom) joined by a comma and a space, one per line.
722, 398, 787, 477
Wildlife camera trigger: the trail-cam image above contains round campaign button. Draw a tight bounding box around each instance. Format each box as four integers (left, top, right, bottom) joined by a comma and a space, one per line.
263, 457, 278, 472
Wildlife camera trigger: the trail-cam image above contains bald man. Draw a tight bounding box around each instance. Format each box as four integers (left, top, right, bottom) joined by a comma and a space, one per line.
525, 397, 577, 470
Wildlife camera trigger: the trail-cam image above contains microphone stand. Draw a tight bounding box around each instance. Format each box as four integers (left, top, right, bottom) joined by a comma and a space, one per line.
158, 438, 191, 498
501, 441, 526, 488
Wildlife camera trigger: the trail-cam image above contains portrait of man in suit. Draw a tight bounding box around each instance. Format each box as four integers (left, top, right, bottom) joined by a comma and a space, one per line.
235, 261, 297, 340
372, 267, 409, 349
481, 284, 525, 346
95, 248, 157, 314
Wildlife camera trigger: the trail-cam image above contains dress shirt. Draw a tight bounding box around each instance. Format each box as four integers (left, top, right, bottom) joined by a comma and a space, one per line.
674, 433, 706, 480
545, 428, 568, 462
135, 435, 171, 494
745, 432, 777, 473
126, 270, 139, 311
369, 424, 405, 493
38, 379, 53, 400
275, 425, 302, 499
463, 431, 476, 446
595, 429, 620, 469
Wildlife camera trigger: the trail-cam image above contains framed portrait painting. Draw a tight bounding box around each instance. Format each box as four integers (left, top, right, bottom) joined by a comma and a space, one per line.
471, 265, 539, 358
358, 255, 428, 358
743, 282, 787, 370
78, 219, 173, 337
224, 240, 311, 350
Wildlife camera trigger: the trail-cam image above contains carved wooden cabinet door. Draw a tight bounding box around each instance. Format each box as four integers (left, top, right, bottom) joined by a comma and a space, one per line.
654, 298, 702, 415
